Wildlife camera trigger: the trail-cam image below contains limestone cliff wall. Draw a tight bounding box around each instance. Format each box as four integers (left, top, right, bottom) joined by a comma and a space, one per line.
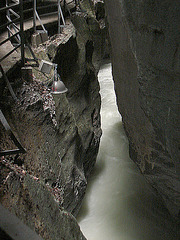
105, 0, 180, 219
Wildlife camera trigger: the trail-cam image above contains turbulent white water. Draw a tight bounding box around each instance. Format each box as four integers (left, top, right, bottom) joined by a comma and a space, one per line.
77, 63, 177, 240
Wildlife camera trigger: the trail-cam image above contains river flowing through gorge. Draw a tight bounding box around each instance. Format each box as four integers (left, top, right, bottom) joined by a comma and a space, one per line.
77, 62, 178, 240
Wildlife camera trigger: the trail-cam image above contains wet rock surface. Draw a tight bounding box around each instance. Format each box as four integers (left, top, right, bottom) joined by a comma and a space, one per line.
105, 0, 180, 220
0, 1, 107, 238
0, 169, 86, 240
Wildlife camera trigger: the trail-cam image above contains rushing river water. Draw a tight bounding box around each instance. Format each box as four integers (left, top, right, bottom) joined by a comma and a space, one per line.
77, 62, 178, 240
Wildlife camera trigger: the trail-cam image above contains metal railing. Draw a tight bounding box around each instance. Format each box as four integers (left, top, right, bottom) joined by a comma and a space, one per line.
0, 0, 80, 157
28, 0, 78, 33
21, 0, 67, 34
0, 0, 74, 63
0, 109, 26, 156
0, 0, 79, 83
0, 0, 25, 65
0, 0, 95, 157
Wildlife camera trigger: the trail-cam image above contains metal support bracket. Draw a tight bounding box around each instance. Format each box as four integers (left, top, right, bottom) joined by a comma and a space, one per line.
0, 109, 26, 156
0, 64, 17, 101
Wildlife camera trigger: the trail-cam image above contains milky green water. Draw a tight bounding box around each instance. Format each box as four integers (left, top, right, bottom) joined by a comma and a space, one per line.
77, 63, 178, 240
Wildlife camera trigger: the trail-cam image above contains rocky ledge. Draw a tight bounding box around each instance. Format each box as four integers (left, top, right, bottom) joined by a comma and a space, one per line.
0, 1, 107, 239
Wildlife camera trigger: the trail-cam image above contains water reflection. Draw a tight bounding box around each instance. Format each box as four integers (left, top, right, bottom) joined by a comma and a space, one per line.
77, 63, 178, 240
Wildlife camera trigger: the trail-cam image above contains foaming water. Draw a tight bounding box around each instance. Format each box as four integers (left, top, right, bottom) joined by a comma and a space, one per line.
77, 63, 178, 240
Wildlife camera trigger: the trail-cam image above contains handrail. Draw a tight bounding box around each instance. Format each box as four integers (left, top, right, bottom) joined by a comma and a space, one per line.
32, 0, 66, 33
0, 17, 20, 30
7, 26, 21, 44
0, 44, 21, 63
9, 8, 20, 18
0, 3, 19, 13
5, 0, 22, 48
0, 0, 24, 65
6, 16, 20, 30
0, 0, 78, 65
1, 0, 75, 34
0, 64, 17, 101
0, 109, 26, 156
0, 32, 20, 47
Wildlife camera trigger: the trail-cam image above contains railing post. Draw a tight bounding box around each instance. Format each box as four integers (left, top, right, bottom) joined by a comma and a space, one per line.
33, 0, 36, 33
6, 0, 11, 39
63, 0, 66, 13
58, 0, 66, 34
58, 0, 61, 34
19, 0, 25, 66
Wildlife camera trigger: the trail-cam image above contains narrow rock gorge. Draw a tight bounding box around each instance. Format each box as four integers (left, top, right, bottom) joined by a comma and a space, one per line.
105, 0, 180, 220
0, 0, 179, 239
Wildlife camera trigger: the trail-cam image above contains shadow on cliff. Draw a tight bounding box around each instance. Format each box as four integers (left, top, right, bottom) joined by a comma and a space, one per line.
76, 155, 106, 222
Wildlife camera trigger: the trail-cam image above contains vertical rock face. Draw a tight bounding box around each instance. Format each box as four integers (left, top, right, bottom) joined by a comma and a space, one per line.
0, 2, 106, 238
105, 0, 180, 219
1, 172, 86, 240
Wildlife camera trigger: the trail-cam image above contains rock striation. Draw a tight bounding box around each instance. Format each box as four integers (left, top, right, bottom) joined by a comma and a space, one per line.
105, 0, 180, 219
